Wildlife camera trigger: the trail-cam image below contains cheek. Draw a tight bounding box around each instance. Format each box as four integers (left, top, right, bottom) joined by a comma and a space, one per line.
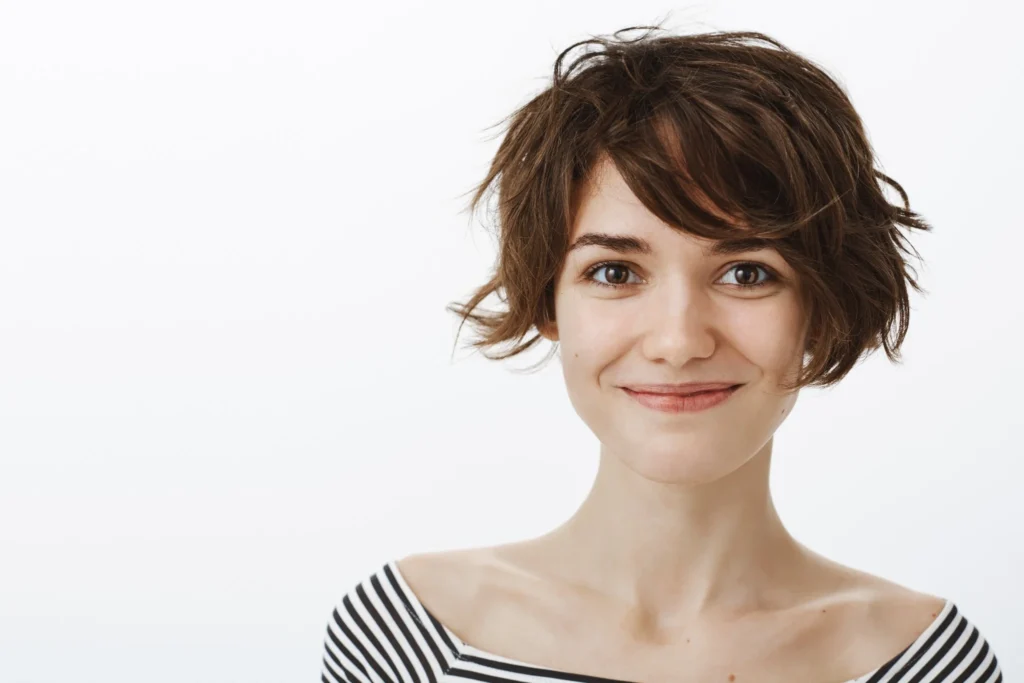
723, 298, 806, 375
553, 294, 805, 484
554, 303, 621, 407
559, 327, 614, 394
554, 293, 626, 360
555, 288, 806, 374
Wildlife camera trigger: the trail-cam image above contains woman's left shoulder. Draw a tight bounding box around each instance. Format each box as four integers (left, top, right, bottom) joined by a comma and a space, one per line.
859, 583, 1004, 682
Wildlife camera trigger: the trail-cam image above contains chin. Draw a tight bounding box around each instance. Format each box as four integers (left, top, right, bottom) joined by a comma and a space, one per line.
615, 442, 755, 486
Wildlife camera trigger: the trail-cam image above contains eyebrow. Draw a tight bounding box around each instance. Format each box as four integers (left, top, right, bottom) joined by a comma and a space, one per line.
566, 232, 775, 257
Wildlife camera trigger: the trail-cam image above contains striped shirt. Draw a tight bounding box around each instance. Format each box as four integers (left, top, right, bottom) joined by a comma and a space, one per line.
321, 559, 1004, 683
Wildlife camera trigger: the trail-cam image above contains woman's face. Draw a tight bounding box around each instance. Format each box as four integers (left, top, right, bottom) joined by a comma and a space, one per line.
539, 158, 810, 485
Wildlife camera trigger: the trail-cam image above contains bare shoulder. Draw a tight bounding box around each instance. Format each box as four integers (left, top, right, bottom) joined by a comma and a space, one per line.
861, 579, 949, 654
394, 548, 493, 635
810, 569, 949, 679
394, 548, 482, 599
846, 567, 947, 636
395, 545, 536, 599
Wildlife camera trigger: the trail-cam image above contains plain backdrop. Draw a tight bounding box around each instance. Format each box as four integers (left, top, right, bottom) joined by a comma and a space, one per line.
0, 1, 1020, 681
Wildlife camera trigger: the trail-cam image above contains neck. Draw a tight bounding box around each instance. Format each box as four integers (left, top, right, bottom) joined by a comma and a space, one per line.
521, 439, 821, 627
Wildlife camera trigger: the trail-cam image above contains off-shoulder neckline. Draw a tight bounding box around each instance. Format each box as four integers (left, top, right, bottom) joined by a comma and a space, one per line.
387, 558, 954, 683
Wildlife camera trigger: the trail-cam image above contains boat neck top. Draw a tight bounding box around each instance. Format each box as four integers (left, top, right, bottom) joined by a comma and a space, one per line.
321, 559, 1003, 683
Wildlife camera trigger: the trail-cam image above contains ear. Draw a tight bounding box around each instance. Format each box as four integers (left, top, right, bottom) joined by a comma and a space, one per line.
537, 319, 559, 342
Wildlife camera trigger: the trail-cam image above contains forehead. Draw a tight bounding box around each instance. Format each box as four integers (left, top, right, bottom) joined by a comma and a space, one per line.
572, 156, 648, 225
569, 156, 761, 257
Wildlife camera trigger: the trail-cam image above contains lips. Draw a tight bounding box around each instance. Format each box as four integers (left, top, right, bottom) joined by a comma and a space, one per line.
622, 382, 742, 396
622, 384, 742, 413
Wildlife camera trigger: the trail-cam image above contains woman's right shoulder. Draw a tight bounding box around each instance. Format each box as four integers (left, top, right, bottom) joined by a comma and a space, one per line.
318, 551, 484, 683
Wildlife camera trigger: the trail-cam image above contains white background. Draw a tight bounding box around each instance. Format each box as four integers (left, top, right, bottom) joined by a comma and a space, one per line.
1, 1, 1020, 681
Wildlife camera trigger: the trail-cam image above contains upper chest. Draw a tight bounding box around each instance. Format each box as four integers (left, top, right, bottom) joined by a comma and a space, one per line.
457, 587, 864, 683
398, 551, 941, 683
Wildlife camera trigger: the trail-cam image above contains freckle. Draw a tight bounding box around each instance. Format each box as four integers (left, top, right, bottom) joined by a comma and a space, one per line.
821, 609, 826, 613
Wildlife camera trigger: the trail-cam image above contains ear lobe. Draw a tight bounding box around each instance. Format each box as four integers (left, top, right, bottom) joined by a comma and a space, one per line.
538, 320, 559, 342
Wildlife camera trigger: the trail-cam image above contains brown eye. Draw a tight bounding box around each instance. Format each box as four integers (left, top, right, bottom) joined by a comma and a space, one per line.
583, 260, 778, 290
733, 264, 759, 286
583, 262, 641, 288
720, 262, 777, 289
602, 264, 631, 285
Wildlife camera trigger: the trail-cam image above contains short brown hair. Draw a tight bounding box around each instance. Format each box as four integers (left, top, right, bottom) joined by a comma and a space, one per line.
446, 23, 931, 391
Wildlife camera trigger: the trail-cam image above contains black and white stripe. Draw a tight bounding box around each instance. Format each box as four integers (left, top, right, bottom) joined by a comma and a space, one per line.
321, 560, 1003, 683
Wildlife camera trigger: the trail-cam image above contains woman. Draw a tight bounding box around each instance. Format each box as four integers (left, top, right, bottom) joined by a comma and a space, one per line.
320, 25, 1003, 683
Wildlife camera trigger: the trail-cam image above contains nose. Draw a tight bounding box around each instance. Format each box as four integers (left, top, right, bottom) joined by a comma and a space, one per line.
639, 285, 718, 366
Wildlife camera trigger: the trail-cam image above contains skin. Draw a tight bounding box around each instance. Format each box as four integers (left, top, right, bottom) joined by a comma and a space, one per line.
396, 155, 946, 681
528, 153, 815, 625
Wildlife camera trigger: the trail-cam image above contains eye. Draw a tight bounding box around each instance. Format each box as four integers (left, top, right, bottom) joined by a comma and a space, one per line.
582, 261, 779, 290
719, 263, 778, 289
582, 262, 643, 288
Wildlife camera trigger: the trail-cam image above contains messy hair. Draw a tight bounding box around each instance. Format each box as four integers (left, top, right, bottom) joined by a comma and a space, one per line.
446, 23, 931, 391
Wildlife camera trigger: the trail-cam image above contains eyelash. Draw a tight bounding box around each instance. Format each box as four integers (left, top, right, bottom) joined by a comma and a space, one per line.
582, 261, 779, 290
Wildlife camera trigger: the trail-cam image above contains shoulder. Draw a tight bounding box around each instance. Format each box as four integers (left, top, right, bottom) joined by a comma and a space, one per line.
865, 590, 1004, 682
318, 554, 449, 683
814, 574, 1004, 683
320, 550, 487, 683
392, 548, 495, 634
856, 582, 951, 665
